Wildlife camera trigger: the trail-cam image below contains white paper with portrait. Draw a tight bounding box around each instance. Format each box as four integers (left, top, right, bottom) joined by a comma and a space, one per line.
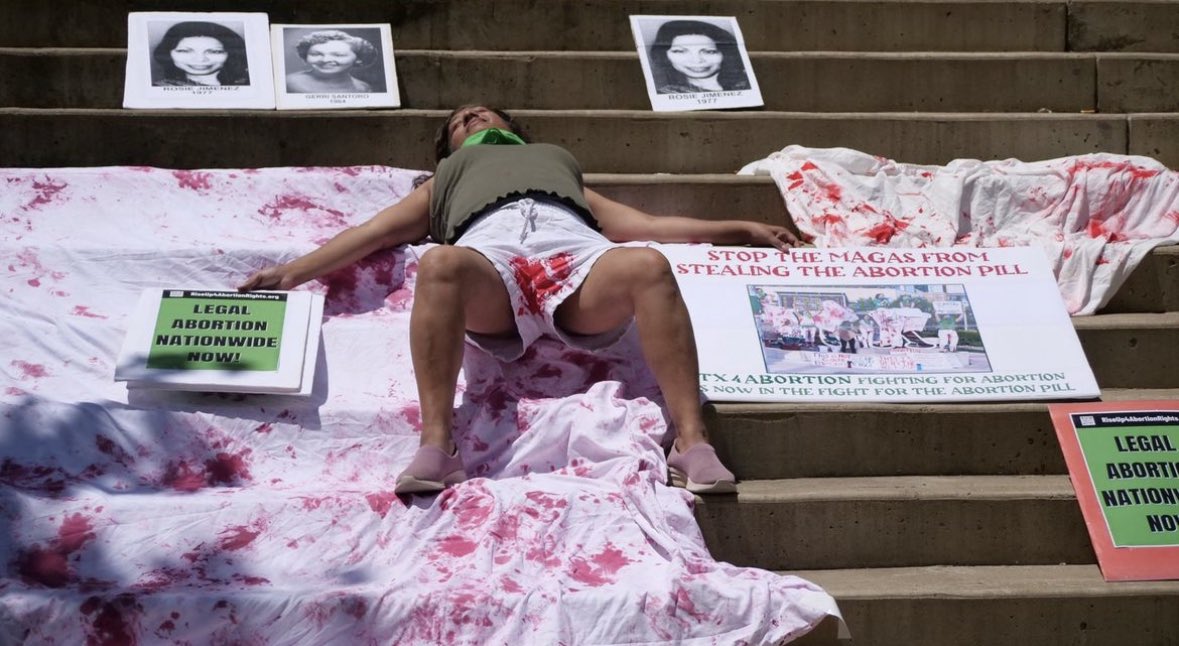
630, 15, 763, 112
124, 12, 275, 110
271, 24, 401, 110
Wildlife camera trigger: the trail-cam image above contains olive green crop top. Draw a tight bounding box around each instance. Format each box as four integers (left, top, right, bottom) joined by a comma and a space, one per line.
429, 143, 596, 244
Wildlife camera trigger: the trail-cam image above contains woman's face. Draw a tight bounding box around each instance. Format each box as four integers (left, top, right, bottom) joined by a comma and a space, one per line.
170, 36, 228, 78
666, 34, 723, 80
447, 106, 511, 152
305, 40, 358, 76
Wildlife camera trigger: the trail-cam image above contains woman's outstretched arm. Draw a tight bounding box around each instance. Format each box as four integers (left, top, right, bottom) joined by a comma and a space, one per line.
584, 188, 801, 251
239, 178, 434, 291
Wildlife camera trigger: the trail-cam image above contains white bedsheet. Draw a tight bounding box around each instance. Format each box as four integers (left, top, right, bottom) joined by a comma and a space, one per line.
0, 166, 841, 644
740, 146, 1179, 314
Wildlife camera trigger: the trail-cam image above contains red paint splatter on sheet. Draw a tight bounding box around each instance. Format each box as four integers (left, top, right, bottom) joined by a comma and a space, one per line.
95, 435, 134, 467
258, 194, 348, 229
671, 585, 711, 622
569, 542, 634, 587
15, 513, 96, 588
401, 403, 422, 431
162, 460, 205, 492
218, 524, 262, 551
1069, 159, 1160, 181
26, 179, 68, 209
172, 170, 214, 191
1087, 218, 1128, 242
438, 535, 478, 557
71, 305, 107, 319
204, 450, 252, 486
508, 252, 574, 315
365, 491, 399, 517
82, 594, 142, 646
11, 360, 49, 379
254, 422, 273, 434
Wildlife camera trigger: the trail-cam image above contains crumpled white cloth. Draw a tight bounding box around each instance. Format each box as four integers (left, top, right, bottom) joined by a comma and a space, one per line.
0, 166, 841, 644
740, 146, 1179, 314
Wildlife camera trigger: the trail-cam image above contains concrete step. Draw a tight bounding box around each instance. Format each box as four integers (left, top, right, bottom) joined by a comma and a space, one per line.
1074, 311, 1179, 388
2, 108, 1153, 170
796, 564, 1179, 646
17, 48, 1179, 113
705, 388, 1179, 480
695, 474, 1092, 569
2, 0, 1071, 52
1068, 0, 1179, 53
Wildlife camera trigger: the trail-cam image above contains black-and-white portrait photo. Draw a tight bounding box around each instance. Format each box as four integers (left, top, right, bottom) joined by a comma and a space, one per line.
149, 20, 250, 87
283, 28, 385, 94
124, 12, 276, 109
270, 24, 400, 110
630, 15, 763, 112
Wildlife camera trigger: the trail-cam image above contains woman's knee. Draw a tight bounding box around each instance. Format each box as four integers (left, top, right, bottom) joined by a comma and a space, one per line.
616, 247, 675, 288
417, 246, 479, 285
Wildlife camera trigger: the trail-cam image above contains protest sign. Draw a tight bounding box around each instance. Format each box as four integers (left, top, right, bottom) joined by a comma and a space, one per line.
1050, 401, 1179, 581
116, 289, 322, 394
271, 24, 401, 110
659, 245, 1099, 402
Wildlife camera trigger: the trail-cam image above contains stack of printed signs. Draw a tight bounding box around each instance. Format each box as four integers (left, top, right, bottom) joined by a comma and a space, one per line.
115, 289, 323, 396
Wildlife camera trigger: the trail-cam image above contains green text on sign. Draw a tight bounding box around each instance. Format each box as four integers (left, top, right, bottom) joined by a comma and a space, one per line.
147, 290, 287, 371
1074, 412, 1179, 547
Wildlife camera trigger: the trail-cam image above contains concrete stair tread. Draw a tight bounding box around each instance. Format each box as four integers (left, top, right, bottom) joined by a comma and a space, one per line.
793, 564, 1179, 598
4, 108, 1159, 170
719, 474, 1076, 502
708, 387, 1179, 414
1073, 310, 1179, 328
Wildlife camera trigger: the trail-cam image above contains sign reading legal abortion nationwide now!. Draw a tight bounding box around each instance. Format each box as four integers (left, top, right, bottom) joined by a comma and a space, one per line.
1050, 401, 1179, 581
115, 289, 323, 395
657, 245, 1099, 402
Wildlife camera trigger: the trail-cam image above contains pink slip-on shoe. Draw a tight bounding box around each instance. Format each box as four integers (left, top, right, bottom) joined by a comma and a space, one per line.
667, 442, 737, 494
394, 445, 467, 494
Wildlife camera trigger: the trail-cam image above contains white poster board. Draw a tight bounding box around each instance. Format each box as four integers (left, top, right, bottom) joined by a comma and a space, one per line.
629, 15, 763, 112
124, 12, 276, 109
115, 289, 323, 395
271, 24, 401, 110
659, 245, 1100, 402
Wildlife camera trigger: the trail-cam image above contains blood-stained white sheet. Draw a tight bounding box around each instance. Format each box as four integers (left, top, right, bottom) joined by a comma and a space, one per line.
740, 146, 1179, 315
0, 166, 841, 644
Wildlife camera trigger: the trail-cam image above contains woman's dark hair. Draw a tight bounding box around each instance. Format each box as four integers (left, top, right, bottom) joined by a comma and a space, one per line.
295, 30, 378, 67
153, 21, 249, 85
433, 105, 530, 163
648, 20, 750, 93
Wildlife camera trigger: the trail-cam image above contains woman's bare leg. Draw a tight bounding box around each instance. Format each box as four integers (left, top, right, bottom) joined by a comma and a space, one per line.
410, 246, 516, 451
555, 247, 709, 450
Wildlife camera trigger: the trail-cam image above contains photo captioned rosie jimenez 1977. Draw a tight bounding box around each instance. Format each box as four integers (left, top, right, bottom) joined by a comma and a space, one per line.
124, 11, 276, 109
629, 15, 763, 112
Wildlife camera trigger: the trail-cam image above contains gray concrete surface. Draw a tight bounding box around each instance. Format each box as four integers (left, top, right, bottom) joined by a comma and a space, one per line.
1, 0, 1067, 51
695, 475, 1093, 569
799, 565, 1179, 646
0, 109, 1133, 172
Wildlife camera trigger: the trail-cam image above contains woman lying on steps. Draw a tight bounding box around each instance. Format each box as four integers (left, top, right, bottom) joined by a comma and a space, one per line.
239, 104, 800, 495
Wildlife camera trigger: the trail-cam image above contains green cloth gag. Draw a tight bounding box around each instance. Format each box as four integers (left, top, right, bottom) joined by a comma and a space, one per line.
461, 128, 527, 148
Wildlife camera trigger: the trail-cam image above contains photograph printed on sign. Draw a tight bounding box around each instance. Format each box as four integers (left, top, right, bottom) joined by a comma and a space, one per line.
124, 12, 276, 109
748, 284, 992, 375
629, 15, 763, 112
271, 24, 401, 110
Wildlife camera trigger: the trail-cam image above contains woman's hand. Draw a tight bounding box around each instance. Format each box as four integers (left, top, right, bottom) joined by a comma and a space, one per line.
238, 264, 300, 292
745, 222, 803, 251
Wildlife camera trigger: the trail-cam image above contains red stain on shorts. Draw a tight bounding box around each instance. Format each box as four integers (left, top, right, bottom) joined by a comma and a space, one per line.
508, 253, 574, 315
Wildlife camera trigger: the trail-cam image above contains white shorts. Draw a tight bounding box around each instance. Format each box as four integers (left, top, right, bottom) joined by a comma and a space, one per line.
455, 196, 627, 361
